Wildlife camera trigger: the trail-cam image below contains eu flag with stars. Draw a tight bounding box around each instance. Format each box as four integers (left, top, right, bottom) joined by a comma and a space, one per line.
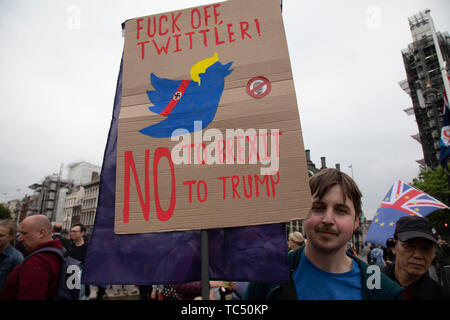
365, 179, 448, 246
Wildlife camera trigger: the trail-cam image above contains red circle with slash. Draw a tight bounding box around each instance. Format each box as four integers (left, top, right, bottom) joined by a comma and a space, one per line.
246, 76, 272, 98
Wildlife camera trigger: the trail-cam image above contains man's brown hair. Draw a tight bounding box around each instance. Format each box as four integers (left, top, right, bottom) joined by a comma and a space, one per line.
52, 223, 63, 233
309, 168, 362, 218
72, 223, 86, 233
0, 219, 17, 238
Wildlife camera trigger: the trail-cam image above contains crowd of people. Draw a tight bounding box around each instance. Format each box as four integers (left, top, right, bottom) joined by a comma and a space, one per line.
1, 168, 449, 300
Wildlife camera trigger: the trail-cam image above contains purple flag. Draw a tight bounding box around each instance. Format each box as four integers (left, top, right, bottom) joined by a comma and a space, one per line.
81, 56, 289, 285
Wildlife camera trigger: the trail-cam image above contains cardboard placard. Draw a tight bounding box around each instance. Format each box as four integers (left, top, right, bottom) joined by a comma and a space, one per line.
114, 0, 311, 234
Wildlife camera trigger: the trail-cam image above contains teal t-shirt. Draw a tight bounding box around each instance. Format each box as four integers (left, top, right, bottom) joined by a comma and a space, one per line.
293, 250, 362, 300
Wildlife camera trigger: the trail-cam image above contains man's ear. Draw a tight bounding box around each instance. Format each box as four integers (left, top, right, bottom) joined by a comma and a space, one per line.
392, 240, 398, 255
38, 227, 46, 238
353, 213, 360, 231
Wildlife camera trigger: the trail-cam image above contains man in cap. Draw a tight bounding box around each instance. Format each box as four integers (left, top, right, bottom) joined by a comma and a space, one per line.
385, 215, 450, 300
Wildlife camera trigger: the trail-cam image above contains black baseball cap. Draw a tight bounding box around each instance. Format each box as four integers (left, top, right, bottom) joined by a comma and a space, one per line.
394, 216, 439, 244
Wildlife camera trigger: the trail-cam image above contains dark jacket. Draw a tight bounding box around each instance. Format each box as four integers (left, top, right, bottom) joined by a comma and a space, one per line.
244, 246, 404, 300
384, 263, 450, 300
0, 244, 23, 292
172, 281, 202, 300
0, 239, 63, 300
52, 234, 72, 252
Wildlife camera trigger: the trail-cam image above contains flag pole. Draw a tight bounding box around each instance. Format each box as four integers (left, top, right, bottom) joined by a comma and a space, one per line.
201, 229, 209, 300
204, 0, 286, 301
201, 0, 286, 301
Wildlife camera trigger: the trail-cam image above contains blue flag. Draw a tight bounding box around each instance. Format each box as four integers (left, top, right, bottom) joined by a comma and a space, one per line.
440, 92, 450, 168
81, 56, 289, 285
365, 179, 448, 246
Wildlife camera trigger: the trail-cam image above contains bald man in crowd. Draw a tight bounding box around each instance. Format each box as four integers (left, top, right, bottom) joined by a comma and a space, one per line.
0, 215, 63, 300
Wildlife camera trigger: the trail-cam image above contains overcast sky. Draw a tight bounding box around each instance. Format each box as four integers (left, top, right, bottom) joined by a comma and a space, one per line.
1, 0, 449, 220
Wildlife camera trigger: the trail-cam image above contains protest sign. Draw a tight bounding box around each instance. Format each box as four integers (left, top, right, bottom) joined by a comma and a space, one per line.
115, 0, 311, 234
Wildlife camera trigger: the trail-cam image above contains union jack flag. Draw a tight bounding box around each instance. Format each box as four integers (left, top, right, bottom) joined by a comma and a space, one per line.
365, 179, 448, 246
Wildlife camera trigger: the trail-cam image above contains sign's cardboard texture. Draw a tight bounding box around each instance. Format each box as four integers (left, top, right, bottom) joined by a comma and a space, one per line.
115, 0, 311, 234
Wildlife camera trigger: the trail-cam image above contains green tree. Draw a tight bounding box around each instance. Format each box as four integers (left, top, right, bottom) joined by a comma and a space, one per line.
411, 166, 450, 205
0, 204, 11, 219
411, 166, 450, 241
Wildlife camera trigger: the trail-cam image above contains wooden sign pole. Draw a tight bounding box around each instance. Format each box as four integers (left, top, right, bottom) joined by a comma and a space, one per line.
201, 229, 210, 300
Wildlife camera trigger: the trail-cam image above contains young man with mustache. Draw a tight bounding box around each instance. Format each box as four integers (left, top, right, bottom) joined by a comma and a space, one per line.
245, 168, 403, 300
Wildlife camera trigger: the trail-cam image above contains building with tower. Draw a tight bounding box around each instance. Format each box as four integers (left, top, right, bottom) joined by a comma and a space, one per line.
400, 10, 450, 169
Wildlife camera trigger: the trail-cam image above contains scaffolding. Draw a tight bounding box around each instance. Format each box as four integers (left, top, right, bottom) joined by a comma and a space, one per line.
401, 10, 450, 169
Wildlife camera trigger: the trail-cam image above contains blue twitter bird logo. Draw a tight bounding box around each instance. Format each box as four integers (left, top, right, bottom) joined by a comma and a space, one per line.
139, 52, 233, 138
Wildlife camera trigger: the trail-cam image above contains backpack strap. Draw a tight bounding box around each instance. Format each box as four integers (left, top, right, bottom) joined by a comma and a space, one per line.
17, 247, 66, 287
279, 268, 299, 300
